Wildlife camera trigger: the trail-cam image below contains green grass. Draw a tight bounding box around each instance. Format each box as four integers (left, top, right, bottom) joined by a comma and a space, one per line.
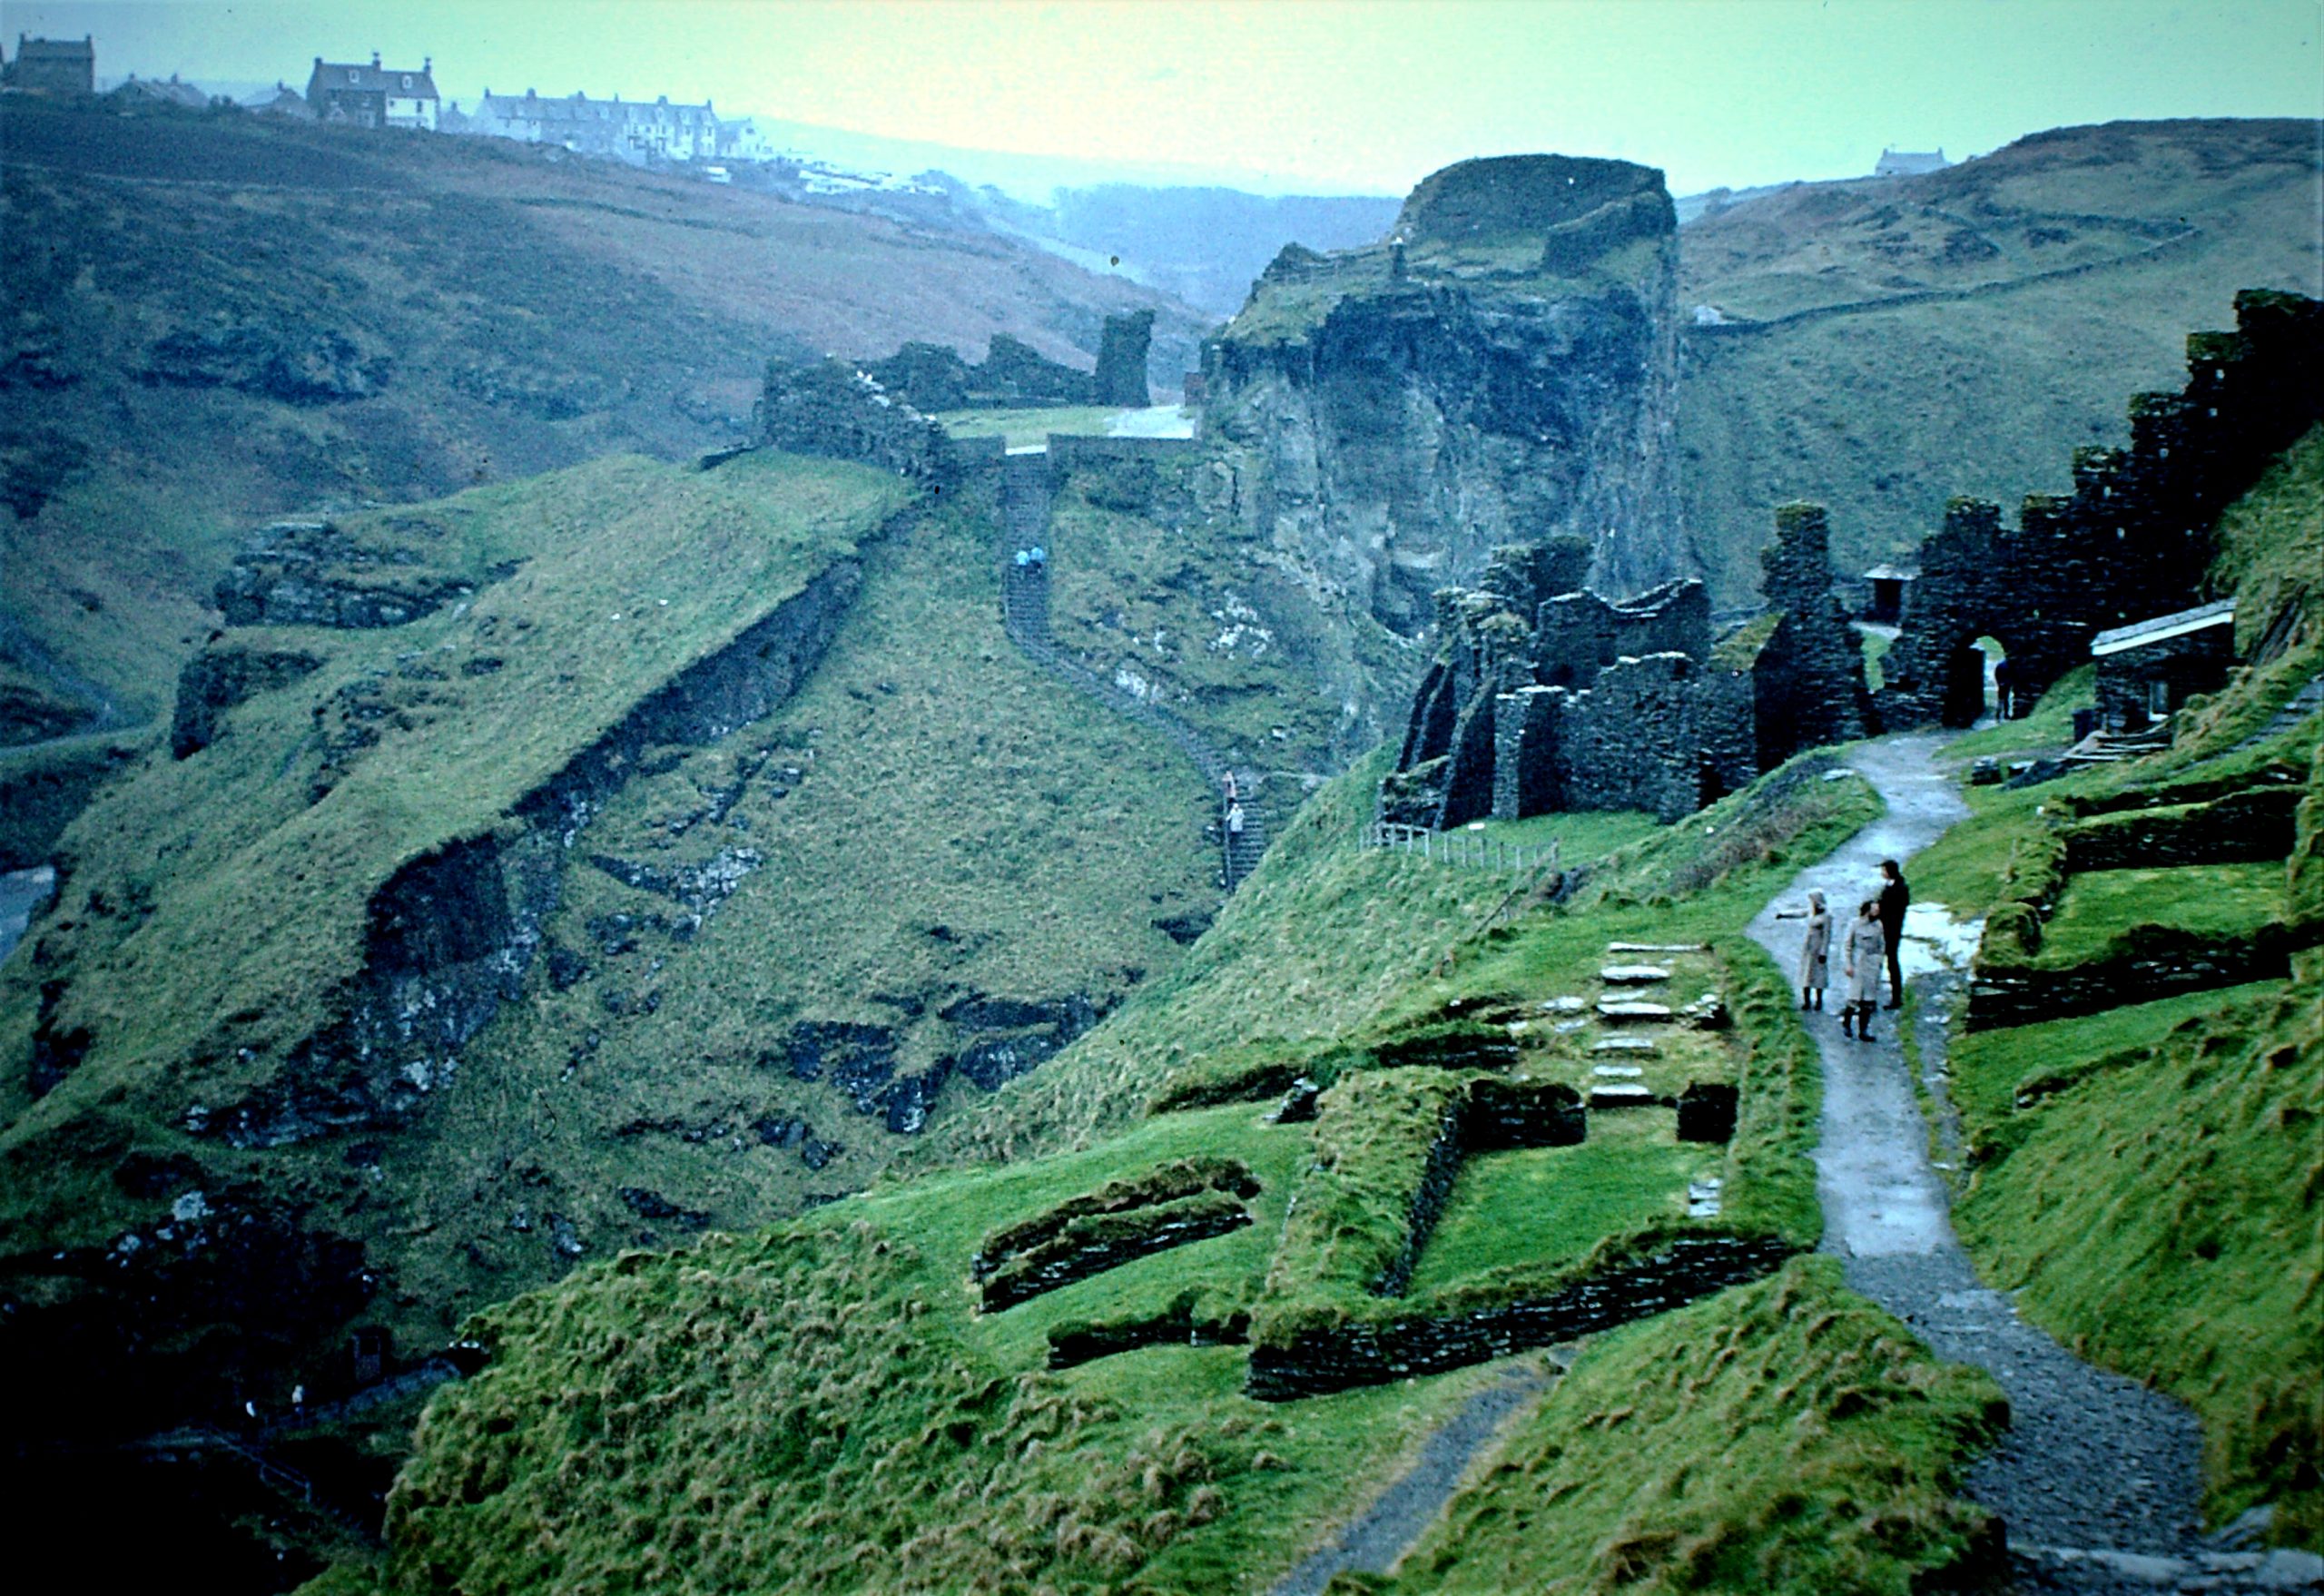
930, 405, 1128, 445
0, 452, 910, 1263
1461, 808, 1663, 860
1949, 983, 2321, 1542
1042, 453, 1349, 771
2037, 861, 2284, 965
310, 733, 1999, 1596
1403, 1117, 1709, 1296
1944, 664, 2095, 763
1372, 1258, 2006, 1596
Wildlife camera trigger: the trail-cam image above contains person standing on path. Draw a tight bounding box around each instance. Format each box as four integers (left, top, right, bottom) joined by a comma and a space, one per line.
1876, 859, 1910, 1010
1777, 890, 1832, 1010
1842, 899, 1886, 1040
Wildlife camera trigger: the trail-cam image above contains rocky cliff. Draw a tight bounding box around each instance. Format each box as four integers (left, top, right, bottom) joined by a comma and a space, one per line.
1197, 156, 1691, 734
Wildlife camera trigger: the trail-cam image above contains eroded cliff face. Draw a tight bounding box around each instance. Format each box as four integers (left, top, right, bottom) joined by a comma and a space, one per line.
1199, 156, 1689, 720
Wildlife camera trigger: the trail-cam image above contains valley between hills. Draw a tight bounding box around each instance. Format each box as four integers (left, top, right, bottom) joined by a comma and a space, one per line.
0, 91, 2319, 1595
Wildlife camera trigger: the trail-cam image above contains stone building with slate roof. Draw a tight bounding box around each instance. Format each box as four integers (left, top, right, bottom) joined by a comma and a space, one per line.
5, 34, 94, 95
305, 54, 439, 130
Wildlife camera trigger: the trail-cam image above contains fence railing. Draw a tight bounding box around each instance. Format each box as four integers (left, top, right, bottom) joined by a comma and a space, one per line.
1366, 821, 1561, 873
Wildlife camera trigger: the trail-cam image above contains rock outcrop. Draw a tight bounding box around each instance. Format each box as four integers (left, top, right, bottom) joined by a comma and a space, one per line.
1198, 155, 1690, 713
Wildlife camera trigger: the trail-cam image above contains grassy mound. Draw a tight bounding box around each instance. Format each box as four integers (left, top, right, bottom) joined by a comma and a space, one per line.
1371, 1259, 2006, 1596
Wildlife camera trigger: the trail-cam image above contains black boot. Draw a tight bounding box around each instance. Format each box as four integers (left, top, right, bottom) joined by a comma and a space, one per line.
1840, 1006, 1855, 1038
1801, 990, 1813, 1010
1859, 1007, 1877, 1041
1812, 990, 1824, 1011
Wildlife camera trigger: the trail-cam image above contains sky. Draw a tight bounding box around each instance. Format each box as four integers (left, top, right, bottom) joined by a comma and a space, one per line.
5, 0, 2320, 196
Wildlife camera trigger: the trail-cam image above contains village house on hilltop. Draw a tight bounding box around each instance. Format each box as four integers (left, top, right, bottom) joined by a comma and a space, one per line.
305, 53, 439, 129
460, 88, 727, 164
4, 34, 94, 95
1873, 145, 1949, 177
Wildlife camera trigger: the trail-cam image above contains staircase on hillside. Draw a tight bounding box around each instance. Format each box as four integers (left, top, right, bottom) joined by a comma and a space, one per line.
995, 450, 1273, 892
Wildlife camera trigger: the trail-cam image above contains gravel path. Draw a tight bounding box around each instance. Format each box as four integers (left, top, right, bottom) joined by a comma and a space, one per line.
1268, 1365, 1546, 1596
1749, 735, 2319, 1594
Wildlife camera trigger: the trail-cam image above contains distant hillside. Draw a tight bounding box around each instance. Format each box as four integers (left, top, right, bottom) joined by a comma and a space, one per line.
0, 100, 1208, 734
1000, 184, 1404, 316
1679, 118, 2323, 605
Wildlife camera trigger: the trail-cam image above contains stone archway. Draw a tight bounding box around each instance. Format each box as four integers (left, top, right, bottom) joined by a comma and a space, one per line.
1940, 639, 1991, 727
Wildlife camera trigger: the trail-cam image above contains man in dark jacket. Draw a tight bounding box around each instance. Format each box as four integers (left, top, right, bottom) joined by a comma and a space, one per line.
1877, 859, 1909, 1009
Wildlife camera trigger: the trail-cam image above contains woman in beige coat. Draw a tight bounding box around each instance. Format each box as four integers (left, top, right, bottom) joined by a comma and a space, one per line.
1841, 899, 1886, 1040
1777, 890, 1831, 1010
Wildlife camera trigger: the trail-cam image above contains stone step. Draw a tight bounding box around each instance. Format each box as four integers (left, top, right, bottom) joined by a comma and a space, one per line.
1539, 995, 1588, 1014
1596, 1000, 1672, 1022
1600, 964, 1671, 984
1608, 941, 1706, 954
1590, 1063, 1645, 1079
1590, 1036, 1659, 1056
1589, 1083, 1657, 1109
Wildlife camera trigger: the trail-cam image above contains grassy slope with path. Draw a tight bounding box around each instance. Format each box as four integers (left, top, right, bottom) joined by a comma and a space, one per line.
1905, 433, 2323, 1545
320, 741, 2012, 1594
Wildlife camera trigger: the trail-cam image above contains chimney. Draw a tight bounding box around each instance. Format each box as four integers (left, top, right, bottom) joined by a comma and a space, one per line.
370, 51, 380, 69
422, 56, 431, 74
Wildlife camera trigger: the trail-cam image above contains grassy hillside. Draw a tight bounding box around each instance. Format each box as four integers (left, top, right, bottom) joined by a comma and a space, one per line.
0, 99, 1206, 733
1904, 436, 2323, 1545
1679, 119, 2323, 603
300, 738, 2026, 1596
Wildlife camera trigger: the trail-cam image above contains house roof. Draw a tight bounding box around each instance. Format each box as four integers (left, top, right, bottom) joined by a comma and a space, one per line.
474, 90, 716, 127
1861, 564, 1919, 583
2091, 597, 2237, 657
109, 74, 208, 107
310, 56, 439, 100
16, 34, 94, 62
1874, 147, 1948, 176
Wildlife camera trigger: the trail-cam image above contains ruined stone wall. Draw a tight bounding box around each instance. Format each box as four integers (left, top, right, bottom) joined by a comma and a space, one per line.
1751, 503, 1868, 767
1246, 1235, 1796, 1401
753, 357, 960, 481
1879, 291, 2324, 728
1093, 310, 1155, 408
1559, 653, 1716, 823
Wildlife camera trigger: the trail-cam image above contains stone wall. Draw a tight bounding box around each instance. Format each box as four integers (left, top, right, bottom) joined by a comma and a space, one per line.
2061, 786, 2300, 872
1965, 925, 2303, 1031
1878, 291, 2324, 728
1245, 1235, 1796, 1401
1385, 503, 1859, 826
1751, 503, 1868, 766
753, 357, 960, 481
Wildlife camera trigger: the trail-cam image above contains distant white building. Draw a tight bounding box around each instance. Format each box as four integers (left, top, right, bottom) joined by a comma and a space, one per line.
1873, 146, 1949, 178
463, 88, 724, 164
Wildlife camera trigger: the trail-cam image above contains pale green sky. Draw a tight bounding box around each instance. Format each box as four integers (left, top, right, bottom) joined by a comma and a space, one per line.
9, 0, 2321, 193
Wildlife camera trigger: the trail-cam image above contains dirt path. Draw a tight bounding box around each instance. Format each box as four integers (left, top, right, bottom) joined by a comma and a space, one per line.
1744, 736, 2317, 1593
1267, 1364, 1546, 1596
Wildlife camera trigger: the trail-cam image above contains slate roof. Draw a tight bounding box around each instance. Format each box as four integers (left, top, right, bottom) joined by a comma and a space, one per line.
2090, 597, 2237, 656
16, 34, 94, 63
310, 57, 439, 100
473, 90, 716, 127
